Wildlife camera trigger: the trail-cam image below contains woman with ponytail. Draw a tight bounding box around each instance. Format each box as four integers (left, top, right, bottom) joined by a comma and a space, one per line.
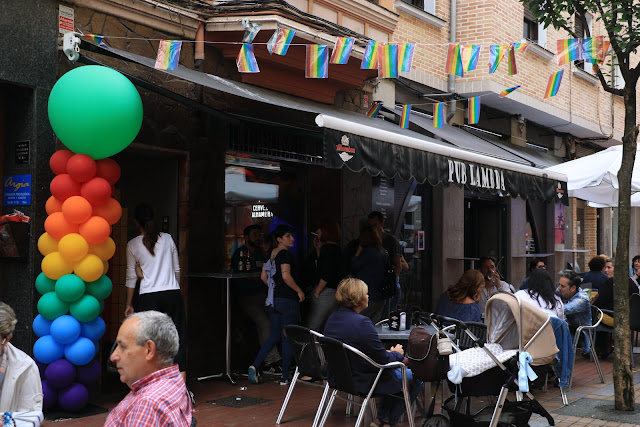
125, 203, 187, 378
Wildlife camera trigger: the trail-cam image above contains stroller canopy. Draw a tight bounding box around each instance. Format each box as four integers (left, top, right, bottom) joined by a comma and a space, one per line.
485, 293, 558, 366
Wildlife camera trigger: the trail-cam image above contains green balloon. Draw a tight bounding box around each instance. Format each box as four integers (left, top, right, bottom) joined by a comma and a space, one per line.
35, 272, 56, 295
99, 299, 105, 315
38, 292, 70, 320
47, 65, 143, 159
55, 274, 86, 303
70, 294, 101, 323
85, 275, 113, 301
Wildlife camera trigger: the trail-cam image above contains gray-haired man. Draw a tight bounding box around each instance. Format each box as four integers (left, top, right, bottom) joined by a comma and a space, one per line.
105, 311, 193, 427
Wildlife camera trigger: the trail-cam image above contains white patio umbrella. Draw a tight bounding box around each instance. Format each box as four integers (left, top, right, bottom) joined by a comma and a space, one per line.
546, 145, 640, 207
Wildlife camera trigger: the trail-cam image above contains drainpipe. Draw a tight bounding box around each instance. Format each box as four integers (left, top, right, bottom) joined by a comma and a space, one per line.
446, 0, 457, 123
195, 22, 205, 69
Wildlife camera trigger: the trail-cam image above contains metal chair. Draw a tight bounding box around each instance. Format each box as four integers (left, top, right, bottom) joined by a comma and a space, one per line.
569, 305, 605, 388
628, 293, 640, 367
317, 336, 415, 427
276, 326, 328, 426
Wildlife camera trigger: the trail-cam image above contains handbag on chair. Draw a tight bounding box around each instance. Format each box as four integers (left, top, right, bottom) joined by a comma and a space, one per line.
406, 327, 449, 382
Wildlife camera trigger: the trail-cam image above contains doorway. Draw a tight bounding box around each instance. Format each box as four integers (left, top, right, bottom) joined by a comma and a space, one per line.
465, 197, 508, 277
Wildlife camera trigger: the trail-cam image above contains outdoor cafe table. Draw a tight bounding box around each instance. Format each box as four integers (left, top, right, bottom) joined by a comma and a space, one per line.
188, 270, 261, 384
375, 323, 438, 341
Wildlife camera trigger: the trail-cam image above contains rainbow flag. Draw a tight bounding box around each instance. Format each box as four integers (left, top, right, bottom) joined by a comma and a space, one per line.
507, 46, 517, 75
400, 104, 411, 129
468, 97, 480, 124
512, 42, 530, 54
242, 18, 261, 43
398, 43, 415, 72
305, 45, 328, 78
236, 43, 260, 73
155, 40, 182, 70
499, 85, 521, 97
267, 28, 295, 55
330, 37, 354, 64
544, 70, 564, 98
361, 41, 380, 69
488, 44, 508, 73
556, 38, 584, 65
583, 36, 602, 62
378, 44, 398, 78
445, 44, 463, 76
85, 34, 106, 46
461, 45, 481, 72
366, 102, 383, 118
433, 103, 444, 128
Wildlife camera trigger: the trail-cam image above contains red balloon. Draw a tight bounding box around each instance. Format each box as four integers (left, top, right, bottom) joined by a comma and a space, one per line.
50, 150, 74, 175
95, 159, 121, 185
78, 216, 111, 245
81, 178, 112, 207
92, 198, 122, 225
45, 196, 63, 215
50, 174, 82, 202
67, 154, 97, 183
44, 212, 79, 240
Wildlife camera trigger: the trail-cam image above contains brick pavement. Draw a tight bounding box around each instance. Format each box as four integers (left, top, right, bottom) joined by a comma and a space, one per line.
48, 353, 640, 426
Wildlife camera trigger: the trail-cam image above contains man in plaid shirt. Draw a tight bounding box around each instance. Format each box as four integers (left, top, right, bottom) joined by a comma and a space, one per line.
105, 311, 193, 426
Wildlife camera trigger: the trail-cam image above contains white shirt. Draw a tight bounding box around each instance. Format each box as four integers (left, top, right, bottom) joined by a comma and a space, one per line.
515, 290, 565, 320
479, 280, 512, 314
126, 233, 180, 294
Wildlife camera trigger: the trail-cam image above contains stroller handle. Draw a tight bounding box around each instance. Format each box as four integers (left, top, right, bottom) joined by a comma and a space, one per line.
431, 313, 468, 331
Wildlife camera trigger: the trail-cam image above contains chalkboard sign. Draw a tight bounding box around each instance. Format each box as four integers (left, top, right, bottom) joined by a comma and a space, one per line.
372, 176, 394, 230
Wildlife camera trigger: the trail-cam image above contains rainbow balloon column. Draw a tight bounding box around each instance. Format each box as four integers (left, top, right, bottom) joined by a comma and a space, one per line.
34, 65, 143, 412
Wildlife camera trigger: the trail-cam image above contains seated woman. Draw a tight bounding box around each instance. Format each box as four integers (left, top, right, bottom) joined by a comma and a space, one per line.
514, 269, 564, 319
436, 270, 484, 322
324, 278, 423, 427
0, 301, 43, 413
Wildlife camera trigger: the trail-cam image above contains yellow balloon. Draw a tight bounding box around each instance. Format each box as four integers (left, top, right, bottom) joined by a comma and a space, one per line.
58, 233, 89, 263
103, 260, 109, 275
74, 254, 104, 282
41, 252, 73, 280
88, 237, 116, 261
37, 233, 59, 256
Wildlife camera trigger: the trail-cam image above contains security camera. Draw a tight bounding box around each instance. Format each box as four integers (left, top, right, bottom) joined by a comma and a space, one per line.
63, 32, 80, 62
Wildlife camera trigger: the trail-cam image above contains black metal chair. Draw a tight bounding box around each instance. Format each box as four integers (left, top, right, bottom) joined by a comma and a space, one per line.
455, 321, 487, 350
629, 293, 640, 366
276, 326, 328, 426
317, 336, 415, 427
569, 305, 605, 388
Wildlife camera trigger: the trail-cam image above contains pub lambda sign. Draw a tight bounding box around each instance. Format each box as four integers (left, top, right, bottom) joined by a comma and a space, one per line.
448, 159, 506, 191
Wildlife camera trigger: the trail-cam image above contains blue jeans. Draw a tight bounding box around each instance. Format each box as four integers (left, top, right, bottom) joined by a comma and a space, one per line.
252, 297, 299, 381
378, 371, 423, 425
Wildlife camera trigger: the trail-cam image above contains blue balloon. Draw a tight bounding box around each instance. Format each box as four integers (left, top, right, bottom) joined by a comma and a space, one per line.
34, 335, 65, 364
33, 315, 53, 337
80, 316, 106, 341
50, 315, 82, 345
64, 337, 95, 366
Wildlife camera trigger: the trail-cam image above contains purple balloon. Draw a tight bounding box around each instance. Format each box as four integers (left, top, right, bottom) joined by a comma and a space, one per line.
42, 380, 58, 410
58, 382, 89, 412
36, 361, 48, 379
45, 359, 76, 389
76, 360, 101, 385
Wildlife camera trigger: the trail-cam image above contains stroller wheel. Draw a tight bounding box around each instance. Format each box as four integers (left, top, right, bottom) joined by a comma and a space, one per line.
421, 414, 450, 427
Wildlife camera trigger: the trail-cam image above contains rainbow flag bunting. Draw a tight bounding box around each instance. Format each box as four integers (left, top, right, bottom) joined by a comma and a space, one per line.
398, 43, 415, 72
499, 85, 521, 97
583, 36, 603, 62
236, 43, 260, 73
366, 102, 383, 118
361, 41, 380, 69
267, 28, 295, 55
461, 45, 481, 72
433, 103, 444, 128
305, 45, 328, 78
445, 44, 463, 76
556, 38, 584, 65
330, 37, 354, 64
378, 44, 399, 78
512, 42, 530, 54
400, 104, 411, 129
507, 46, 518, 75
544, 70, 564, 98
468, 97, 480, 124
155, 40, 182, 70
488, 44, 508, 73
85, 34, 106, 46
241, 18, 261, 43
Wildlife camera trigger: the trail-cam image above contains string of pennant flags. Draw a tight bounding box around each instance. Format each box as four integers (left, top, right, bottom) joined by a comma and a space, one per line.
80, 26, 611, 130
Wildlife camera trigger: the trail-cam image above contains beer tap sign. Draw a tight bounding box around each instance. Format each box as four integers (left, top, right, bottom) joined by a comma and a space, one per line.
34, 65, 142, 412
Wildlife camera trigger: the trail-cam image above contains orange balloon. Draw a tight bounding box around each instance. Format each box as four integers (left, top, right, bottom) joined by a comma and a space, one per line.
44, 212, 79, 240
88, 237, 116, 261
62, 196, 93, 224
103, 260, 109, 275
37, 233, 59, 256
74, 254, 104, 282
92, 198, 122, 225
45, 196, 63, 215
78, 216, 111, 245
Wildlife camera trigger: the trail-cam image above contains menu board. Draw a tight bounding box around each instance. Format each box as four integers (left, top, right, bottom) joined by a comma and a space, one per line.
372, 176, 395, 230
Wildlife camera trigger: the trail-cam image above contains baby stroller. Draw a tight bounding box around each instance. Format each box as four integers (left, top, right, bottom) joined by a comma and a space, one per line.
415, 293, 557, 427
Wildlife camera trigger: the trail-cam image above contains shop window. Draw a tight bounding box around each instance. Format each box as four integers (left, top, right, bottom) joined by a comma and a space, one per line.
523, 5, 547, 49
575, 13, 593, 73
402, 0, 436, 15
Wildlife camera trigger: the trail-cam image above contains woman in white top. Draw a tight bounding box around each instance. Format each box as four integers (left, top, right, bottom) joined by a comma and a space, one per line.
514, 269, 564, 319
125, 204, 187, 376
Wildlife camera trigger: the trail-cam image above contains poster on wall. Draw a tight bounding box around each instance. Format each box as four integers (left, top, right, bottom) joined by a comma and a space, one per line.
3, 175, 31, 206
555, 203, 565, 244
372, 176, 395, 230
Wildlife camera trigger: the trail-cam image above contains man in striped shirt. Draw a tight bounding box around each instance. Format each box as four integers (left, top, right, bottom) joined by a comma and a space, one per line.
105, 311, 193, 427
